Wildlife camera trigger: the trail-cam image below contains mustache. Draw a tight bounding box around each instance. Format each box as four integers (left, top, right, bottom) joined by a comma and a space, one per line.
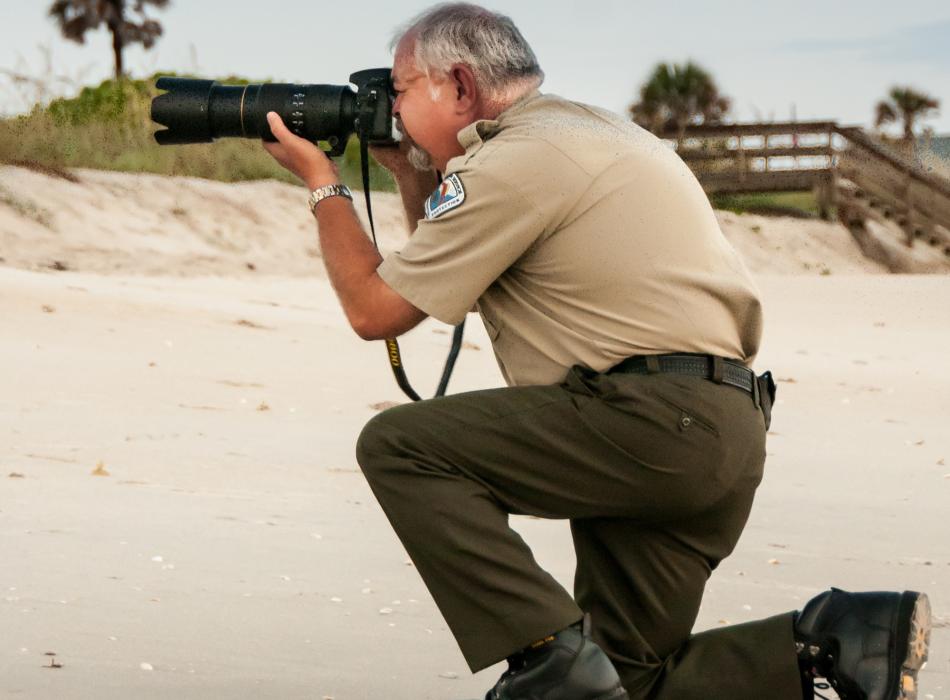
393, 118, 433, 172
394, 118, 412, 141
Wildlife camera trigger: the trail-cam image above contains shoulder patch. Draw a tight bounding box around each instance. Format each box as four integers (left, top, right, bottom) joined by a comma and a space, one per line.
424, 173, 466, 220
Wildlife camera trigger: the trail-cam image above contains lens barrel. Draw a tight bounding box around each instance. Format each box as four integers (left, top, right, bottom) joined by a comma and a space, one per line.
151, 76, 361, 152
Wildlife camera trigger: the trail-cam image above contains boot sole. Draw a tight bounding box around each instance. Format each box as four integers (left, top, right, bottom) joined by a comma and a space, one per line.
896, 591, 931, 700
591, 688, 629, 700
467, 686, 629, 700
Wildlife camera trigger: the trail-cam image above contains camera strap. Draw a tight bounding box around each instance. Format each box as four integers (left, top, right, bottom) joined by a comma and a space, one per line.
359, 137, 466, 402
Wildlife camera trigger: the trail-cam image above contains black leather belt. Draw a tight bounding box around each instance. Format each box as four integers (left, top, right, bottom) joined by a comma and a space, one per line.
608, 353, 755, 395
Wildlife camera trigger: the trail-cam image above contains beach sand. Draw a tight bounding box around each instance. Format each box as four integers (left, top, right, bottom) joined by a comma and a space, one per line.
1, 166, 948, 698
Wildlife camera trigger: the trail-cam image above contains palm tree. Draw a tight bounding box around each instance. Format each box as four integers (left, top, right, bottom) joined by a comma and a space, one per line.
49, 0, 171, 81
874, 87, 940, 143
629, 61, 730, 141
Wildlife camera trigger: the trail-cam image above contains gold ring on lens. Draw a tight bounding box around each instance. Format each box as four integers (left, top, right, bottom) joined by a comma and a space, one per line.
239, 85, 249, 138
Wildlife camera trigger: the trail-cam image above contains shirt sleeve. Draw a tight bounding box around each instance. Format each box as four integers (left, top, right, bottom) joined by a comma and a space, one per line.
377, 167, 548, 326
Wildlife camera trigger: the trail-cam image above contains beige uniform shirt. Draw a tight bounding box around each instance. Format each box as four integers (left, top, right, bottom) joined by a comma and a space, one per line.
377, 92, 763, 386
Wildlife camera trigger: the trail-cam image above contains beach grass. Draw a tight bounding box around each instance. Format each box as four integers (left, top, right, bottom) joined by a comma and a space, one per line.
710, 191, 821, 218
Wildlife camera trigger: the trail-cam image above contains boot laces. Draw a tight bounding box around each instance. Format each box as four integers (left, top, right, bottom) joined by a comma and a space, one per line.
800, 639, 841, 699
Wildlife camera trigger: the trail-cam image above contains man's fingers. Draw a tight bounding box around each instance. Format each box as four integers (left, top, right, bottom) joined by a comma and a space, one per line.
267, 111, 291, 142
261, 110, 336, 187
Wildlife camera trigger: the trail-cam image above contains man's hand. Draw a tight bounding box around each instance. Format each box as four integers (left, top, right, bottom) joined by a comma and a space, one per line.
262, 112, 339, 191
369, 140, 417, 177
370, 141, 440, 234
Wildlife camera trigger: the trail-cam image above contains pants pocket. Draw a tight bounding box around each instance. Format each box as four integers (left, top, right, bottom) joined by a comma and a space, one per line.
651, 391, 721, 437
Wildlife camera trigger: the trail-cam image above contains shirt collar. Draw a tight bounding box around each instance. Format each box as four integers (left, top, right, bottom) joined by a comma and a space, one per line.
454, 89, 543, 153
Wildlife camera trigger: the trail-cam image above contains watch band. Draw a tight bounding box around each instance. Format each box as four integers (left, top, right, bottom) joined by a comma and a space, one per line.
308, 184, 353, 214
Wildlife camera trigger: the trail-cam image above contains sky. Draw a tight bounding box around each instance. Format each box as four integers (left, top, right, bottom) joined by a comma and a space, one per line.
1, 0, 949, 133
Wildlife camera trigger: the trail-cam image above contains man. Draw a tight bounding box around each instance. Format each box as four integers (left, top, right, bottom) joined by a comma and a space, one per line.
262, 4, 931, 699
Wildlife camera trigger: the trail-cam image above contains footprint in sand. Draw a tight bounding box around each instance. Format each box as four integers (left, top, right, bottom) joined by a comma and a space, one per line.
233, 319, 274, 330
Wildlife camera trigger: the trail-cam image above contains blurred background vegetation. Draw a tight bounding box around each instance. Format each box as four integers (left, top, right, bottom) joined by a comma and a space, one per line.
0, 0, 386, 190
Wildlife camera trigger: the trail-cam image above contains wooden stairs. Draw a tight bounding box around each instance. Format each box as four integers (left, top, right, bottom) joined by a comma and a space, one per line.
662, 121, 950, 265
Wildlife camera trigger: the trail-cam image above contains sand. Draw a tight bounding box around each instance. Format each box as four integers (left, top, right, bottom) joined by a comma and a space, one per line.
1, 165, 948, 699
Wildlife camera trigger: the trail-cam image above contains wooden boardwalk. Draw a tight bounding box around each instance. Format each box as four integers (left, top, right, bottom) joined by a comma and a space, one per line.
660, 121, 950, 257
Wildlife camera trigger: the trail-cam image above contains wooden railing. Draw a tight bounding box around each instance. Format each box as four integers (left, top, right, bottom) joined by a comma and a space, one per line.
662, 121, 836, 199
834, 126, 950, 249
661, 121, 950, 255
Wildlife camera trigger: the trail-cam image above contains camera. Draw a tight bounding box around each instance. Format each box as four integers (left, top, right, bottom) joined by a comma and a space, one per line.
150, 68, 396, 157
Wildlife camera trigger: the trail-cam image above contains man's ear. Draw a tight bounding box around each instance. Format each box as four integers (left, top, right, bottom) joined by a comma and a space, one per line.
450, 63, 479, 114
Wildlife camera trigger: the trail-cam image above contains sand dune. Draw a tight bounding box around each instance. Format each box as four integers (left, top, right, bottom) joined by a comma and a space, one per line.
3, 165, 948, 277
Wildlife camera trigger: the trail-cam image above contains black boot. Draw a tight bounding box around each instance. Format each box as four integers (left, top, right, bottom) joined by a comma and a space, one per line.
795, 588, 931, 699
484, 615, 628, 700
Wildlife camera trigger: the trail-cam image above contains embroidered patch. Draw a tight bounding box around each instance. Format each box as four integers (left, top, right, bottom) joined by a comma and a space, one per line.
424, 173, 466, 220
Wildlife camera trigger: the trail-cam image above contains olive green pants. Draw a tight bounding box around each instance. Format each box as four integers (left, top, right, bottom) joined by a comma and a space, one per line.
356, 366, 802, 699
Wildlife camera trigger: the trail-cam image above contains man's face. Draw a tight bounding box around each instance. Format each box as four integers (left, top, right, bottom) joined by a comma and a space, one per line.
391, 37, 468, 173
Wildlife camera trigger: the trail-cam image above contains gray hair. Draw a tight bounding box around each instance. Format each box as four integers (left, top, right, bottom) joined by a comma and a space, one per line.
393, 3, 544, 101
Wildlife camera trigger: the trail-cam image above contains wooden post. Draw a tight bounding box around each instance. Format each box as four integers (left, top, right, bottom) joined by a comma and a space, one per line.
737, 135, 747, 184
814, 176, 833, 221
903, 173, 915, 247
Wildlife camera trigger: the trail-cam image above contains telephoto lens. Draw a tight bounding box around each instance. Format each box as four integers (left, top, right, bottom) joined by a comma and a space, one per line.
150, 68, 395, 157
